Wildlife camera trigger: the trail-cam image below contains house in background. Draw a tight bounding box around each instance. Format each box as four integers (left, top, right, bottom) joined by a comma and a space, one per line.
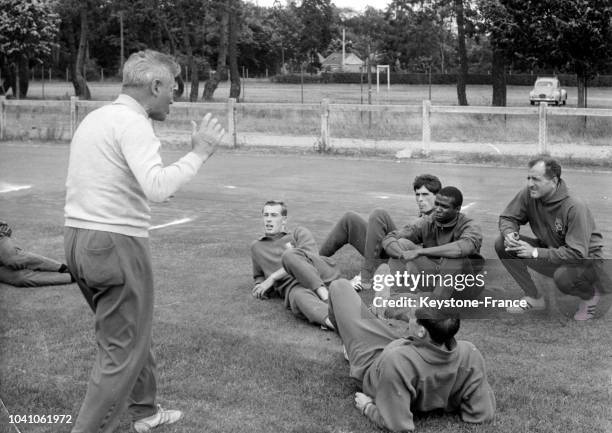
320, 52, 365, 73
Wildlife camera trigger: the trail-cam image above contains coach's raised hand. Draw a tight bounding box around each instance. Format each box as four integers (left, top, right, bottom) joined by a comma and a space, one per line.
191, 113, 226, 160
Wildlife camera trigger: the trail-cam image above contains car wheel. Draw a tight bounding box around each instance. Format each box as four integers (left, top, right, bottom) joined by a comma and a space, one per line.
555, 100, 559, 106
530, 101, 534, 105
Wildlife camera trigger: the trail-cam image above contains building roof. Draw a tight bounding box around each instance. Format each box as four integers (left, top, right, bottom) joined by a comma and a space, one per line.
321, 52, 363, 66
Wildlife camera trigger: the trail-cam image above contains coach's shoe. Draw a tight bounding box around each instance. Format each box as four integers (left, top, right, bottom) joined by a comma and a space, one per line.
574, 289, 601, 321
133, 405, 183, 433
506, 295, 546, 313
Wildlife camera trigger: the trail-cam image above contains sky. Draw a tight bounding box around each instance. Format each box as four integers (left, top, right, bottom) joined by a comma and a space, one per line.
247, 0, 390, 12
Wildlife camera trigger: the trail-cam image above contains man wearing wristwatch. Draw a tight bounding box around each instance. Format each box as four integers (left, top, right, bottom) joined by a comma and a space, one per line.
495, 157, 610, 320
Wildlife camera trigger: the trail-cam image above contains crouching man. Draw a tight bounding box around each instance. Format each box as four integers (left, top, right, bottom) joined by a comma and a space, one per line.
328, 279, 496, 432
495, 157, 611, 320
251, 200, 340, 329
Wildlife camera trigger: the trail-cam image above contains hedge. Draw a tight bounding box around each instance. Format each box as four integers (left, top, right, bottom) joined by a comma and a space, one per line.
270, 72, 612, 87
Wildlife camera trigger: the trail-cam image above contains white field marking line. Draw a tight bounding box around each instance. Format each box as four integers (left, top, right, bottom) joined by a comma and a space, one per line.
0, 397, 22, 433
376, 195, 390, 199
462, 202, 476, 211
485, 143, 501, 154
224, 185, 237, 189
0, 184, 32, 194
150, 217, 193, 231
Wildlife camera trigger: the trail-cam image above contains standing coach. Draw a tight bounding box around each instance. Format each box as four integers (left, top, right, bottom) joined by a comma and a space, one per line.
64, 50, 225, 433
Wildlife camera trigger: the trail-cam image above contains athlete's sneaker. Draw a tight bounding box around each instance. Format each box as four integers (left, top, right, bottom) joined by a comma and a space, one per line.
506, 296, 546, 313
350, 274, 364, 291
133, 405, 183, 433
574, 289, 601, 321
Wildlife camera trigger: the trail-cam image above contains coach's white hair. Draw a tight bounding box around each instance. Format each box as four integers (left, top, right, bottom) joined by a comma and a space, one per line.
122, 49, 180, 88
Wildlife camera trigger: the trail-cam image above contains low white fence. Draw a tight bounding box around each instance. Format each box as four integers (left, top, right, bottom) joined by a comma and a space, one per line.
1, 95, 612, 155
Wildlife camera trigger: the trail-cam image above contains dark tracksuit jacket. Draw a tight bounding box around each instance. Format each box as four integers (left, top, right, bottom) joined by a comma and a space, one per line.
499, 180, 604, 264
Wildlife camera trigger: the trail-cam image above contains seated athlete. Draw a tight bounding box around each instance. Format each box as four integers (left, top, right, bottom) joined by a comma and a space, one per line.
318, 174, 442, 290
381, 186, 485, 300
250, 200, 340, 329
328, 279, 496, 432
0, 220, 73, 287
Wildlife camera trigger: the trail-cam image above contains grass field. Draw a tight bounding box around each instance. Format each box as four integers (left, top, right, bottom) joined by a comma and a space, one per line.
22, 79, 612, 108
1, 143, 612, 433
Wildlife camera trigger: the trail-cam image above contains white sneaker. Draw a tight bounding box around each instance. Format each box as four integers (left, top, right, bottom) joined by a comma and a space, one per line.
350, 274, 363, 291
506, 296, 546, 313
133, 405, 183, 433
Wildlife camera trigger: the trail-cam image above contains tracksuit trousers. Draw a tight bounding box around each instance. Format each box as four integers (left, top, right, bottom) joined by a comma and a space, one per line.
327, 279, 400, 381
319, 209, 397, 281
64, 228, 157, 433
281, 248, 340, 325
0, 236, 71, 287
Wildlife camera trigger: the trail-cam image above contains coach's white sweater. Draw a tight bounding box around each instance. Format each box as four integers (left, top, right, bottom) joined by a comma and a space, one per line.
65, 94, 203, 237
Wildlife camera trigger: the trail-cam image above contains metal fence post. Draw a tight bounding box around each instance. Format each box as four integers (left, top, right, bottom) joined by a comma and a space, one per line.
0, 95, 5, 140
538, 102, 548, 154
422, 99, 431, 153
70, 96, 78, 138
227, 98, 236, 148
320, 98, 330, 151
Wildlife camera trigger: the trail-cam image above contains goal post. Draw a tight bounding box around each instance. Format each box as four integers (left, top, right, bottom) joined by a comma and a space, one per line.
376, 65, 390, 95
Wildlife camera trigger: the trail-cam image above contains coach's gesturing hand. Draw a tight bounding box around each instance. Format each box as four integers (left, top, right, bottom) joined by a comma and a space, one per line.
191, 113, 226, 160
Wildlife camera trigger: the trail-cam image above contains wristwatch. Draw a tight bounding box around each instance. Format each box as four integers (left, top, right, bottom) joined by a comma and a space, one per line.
531, 248, 539, 258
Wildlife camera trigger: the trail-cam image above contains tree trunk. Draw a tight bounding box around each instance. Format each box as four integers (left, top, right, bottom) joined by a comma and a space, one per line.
491, 46, 506, 106
9, 56, 29, 99
73, 4, 91, 99
228, 0, 241, 100
203, 2, 229, 101
14, 61, 19, 100
577, 73, 587, 108
181, 20, 199, 102
454, 0, 468, 106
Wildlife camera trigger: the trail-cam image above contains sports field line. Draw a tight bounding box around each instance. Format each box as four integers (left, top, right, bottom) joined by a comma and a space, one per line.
0, 184, 32, 194
462, 202, 476, 211
0, 397, 22, 433
149, 217, 193, 230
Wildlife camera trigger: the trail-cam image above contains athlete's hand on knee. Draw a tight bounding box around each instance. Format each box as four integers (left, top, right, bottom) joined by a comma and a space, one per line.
190, 113, 226, 159
400, 249, 420, 261
252, 282, 272, 299
504, 232, 521, 249
506, 240, 536, 258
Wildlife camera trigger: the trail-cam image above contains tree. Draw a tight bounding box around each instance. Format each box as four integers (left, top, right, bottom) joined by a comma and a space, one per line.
454, 0, 468, 105
57, 0, 95, 99
0, 0, 60, 98
228, 0, 241, 99
203, 0, 230, 100
481, 0, 612, 107
477, 0, 511, 106
297, 0, 333, 67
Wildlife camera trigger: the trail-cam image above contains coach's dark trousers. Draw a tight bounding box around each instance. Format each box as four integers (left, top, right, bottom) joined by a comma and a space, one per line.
494, 234, 609, 300
65, 228, 157, 433
319, 209, 397, 281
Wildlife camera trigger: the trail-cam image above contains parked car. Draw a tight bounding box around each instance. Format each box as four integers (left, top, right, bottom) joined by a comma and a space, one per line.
529, 77, 567, 105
